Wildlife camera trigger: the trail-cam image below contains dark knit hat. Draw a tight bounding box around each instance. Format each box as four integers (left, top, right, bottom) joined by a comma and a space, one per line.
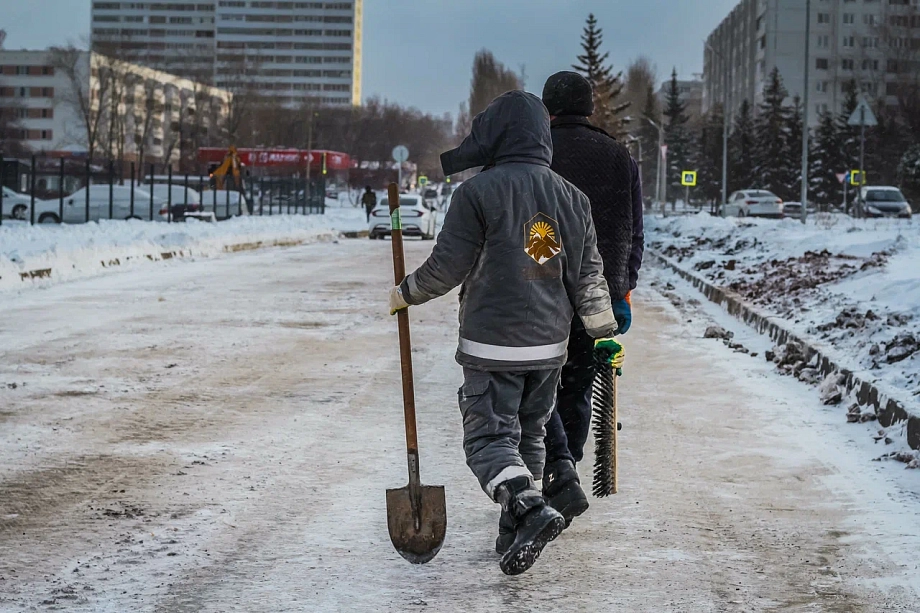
542, 71, 594, 117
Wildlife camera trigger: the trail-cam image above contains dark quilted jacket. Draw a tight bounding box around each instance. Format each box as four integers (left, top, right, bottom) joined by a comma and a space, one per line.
549, 115, 637, 299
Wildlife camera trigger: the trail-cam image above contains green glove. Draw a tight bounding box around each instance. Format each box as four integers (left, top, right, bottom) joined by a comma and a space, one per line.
594, 337, 625, 376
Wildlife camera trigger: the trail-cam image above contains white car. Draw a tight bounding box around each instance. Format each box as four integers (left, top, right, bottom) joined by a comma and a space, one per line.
368, 194, 437, 240
33, 185, 167, 223
723, 190, 784, 218
2, 186, 34, 221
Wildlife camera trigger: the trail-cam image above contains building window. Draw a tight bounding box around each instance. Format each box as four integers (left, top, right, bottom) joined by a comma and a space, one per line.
862, 59, 879, 70
841, 58, 854, 70
816, 34, 829, 48
863, 14, 876, 25
816, 81, 829, 93
842, 35, 855, 47
816, 103, 829, 115
816, 58, 829, 69
843, 13, 855, 24
817, 13, 830, 24
40, 130, 52, 140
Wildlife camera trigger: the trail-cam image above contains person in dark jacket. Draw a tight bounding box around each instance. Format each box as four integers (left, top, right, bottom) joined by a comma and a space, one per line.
529, 71, 644, 538
361, 186, 377, 221
387, 90, 621, 575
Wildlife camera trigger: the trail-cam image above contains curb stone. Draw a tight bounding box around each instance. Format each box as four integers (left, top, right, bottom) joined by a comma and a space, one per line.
650, 250, 919, 451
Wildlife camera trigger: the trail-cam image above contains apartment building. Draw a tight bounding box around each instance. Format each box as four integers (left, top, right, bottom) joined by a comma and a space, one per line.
90, 1, 363, 107
0, 49, 231, 160
703, 0, 920, 126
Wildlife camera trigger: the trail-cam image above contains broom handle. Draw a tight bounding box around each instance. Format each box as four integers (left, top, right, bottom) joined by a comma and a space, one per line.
388, 183, 420, 463
612, 372, 619, 495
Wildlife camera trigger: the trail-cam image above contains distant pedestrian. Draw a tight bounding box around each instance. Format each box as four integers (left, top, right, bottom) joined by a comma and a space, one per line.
362, 185, 377, 221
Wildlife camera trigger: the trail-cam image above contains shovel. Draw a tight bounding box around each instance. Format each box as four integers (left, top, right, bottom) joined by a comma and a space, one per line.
384, 182, 447, 565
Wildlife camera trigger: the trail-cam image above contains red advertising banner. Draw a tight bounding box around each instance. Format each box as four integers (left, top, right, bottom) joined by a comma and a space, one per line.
197, 148, 351, 170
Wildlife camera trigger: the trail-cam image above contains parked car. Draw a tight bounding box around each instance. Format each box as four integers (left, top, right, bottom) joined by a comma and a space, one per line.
368, 194, 437, 240
1, 186, 33, 220
723, 190, 784, 218
153, 186, 205, 221
32, 186, 167, 223
860, 186, 912, 219
780, 201, 817, 218
200, 189, 250, 216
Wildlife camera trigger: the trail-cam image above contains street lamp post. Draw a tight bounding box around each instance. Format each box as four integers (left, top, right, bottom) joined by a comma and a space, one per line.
705, 41, 730, 217
800, 0, 811, 224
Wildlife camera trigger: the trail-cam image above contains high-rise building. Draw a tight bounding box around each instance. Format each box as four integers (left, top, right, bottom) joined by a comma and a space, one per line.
90, 1, 363, 107
703, 0, 920, 127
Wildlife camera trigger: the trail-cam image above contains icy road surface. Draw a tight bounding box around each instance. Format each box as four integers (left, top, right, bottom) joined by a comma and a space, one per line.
1, 239, 919, 612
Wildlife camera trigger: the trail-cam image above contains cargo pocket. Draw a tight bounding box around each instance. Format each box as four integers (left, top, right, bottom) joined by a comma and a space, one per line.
457, 374, 492, 432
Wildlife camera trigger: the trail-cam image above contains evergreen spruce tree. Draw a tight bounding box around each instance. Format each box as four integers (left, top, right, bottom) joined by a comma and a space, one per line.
836, 80, 860, 173
753, 67, 795, 200
729, 99, 755, 193
573, 14, 630, 135
784, 96, 809, 203
696, 105, 725, 205
810, 110, 843, 210
662, 68, 692, 202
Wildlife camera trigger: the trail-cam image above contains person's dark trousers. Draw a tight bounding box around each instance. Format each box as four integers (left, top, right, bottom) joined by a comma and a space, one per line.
544, 315, 596, 465
365, 206, 373, 222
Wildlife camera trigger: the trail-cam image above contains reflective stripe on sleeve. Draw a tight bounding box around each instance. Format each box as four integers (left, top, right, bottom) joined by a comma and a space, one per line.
581, 309, 617, 334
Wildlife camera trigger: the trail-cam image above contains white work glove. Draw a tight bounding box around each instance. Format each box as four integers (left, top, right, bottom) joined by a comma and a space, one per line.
389, 286, 409, 315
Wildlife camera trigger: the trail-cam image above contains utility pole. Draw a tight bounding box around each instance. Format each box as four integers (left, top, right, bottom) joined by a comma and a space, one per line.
706, 41, 730, 217
800, 0, 811, 224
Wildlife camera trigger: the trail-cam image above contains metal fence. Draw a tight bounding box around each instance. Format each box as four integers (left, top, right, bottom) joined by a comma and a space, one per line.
0, 155, 326, 226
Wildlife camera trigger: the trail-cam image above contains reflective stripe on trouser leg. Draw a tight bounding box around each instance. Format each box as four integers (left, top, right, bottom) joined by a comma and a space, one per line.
458, 368, 561, 499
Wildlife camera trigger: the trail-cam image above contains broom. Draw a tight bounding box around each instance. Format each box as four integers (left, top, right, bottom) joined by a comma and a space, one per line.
592, 356, 621, 497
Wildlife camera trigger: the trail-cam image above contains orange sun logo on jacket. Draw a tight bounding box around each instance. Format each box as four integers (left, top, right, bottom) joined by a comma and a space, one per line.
524, 214, 562, 265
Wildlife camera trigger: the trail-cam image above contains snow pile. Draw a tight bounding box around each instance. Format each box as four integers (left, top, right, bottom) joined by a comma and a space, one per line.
0, 207, 367, 291
648, 212, 920, 416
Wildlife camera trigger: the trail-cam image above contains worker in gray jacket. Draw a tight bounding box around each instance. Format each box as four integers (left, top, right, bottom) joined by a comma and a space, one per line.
388, 90, 620, 576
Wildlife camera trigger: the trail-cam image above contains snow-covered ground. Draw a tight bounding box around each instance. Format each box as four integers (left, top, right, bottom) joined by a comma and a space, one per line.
0, 205, 367, 292
647, 213, 920, 422
1, 238, 919, 610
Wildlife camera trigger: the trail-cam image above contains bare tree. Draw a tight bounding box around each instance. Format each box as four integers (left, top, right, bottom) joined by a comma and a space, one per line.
49, 45, 110, 160
623, 56, 657, 119
468, 50, 523, 117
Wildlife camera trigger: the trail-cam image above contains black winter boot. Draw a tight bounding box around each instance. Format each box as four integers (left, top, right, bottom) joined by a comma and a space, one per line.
543, 459, 589, 527
494, 475, 565, 576
495, 510, 514, 555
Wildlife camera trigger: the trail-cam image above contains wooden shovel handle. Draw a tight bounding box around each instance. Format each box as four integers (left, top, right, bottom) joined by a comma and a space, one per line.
388, 183, 419, 457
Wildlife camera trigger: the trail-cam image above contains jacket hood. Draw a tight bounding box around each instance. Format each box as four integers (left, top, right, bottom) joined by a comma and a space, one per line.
441, 90, 552, 176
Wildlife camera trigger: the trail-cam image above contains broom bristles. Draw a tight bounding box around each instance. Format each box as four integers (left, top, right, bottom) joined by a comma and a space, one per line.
592, 356, 616, 497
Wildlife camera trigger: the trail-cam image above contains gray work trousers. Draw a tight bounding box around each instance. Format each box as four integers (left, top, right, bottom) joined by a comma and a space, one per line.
458, 367, 562, 500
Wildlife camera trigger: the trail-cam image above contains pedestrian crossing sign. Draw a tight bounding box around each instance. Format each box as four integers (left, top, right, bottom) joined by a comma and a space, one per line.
681, 171, 697, 187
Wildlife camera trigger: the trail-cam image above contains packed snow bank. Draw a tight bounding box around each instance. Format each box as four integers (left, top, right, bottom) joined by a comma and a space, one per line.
0, 208, 367, 292
647, 212, 920, 435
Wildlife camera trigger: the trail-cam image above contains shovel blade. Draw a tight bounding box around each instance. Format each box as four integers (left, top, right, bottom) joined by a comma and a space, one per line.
386, 484, 446, 564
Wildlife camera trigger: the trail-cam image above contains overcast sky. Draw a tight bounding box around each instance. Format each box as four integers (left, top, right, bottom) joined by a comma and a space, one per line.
0, 0, 739, 118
